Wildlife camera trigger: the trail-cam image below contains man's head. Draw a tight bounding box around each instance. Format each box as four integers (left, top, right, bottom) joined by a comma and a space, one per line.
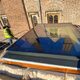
3, 26, 9, 29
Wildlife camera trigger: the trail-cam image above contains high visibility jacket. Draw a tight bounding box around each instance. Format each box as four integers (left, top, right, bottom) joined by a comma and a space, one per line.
3, 28, 13, 39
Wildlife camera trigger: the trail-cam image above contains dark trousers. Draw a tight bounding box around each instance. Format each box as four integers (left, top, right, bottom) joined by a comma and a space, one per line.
7, 38, 13, 45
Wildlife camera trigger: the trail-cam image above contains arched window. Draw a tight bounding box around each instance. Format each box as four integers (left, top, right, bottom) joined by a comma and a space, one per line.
31, 16, 38, 26
48, 15, 53, 23
54, 15, 58, 23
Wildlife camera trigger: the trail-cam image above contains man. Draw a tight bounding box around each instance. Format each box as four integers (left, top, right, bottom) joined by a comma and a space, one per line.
3, 26, 14, 45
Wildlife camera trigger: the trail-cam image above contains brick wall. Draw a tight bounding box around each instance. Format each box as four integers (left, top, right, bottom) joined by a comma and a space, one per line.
0, 1, 5, 15
1, 0, 30, 38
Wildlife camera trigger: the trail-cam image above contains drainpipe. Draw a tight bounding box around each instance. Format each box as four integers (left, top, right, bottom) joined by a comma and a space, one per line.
21, 0, 31, 30
38, 0, 43, 23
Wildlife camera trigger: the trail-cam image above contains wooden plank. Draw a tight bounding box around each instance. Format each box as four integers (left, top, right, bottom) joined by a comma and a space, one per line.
0, 59, 80, 74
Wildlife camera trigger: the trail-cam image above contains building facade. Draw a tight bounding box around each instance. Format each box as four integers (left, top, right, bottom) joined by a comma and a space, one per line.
24, 0, 80, 28
0, 0, 80, 39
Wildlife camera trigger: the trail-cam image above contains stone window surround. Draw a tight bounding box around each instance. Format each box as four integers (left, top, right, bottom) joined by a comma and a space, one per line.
45, 10, 62, 23
27, 12, 39, 27
28, 12, 39, 17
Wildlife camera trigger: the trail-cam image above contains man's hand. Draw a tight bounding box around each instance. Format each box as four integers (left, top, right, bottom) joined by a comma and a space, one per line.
13, 37, 18, 40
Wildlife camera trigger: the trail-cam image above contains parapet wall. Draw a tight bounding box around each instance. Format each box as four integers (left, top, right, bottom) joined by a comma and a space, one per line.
0, 64, 80, 80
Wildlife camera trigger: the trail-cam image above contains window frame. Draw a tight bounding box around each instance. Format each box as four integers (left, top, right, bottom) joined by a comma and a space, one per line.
28, 12, 39, 28
31, 15, 38, 26
45, 11, 62, 24
47, 14, 53, 24
54, 15, 58, 23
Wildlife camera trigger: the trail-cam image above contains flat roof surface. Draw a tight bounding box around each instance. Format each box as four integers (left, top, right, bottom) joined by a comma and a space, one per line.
2, 23, 80, 69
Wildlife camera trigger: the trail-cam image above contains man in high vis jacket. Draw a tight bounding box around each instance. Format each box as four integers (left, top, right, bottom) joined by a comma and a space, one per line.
3, 26, 14, 45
